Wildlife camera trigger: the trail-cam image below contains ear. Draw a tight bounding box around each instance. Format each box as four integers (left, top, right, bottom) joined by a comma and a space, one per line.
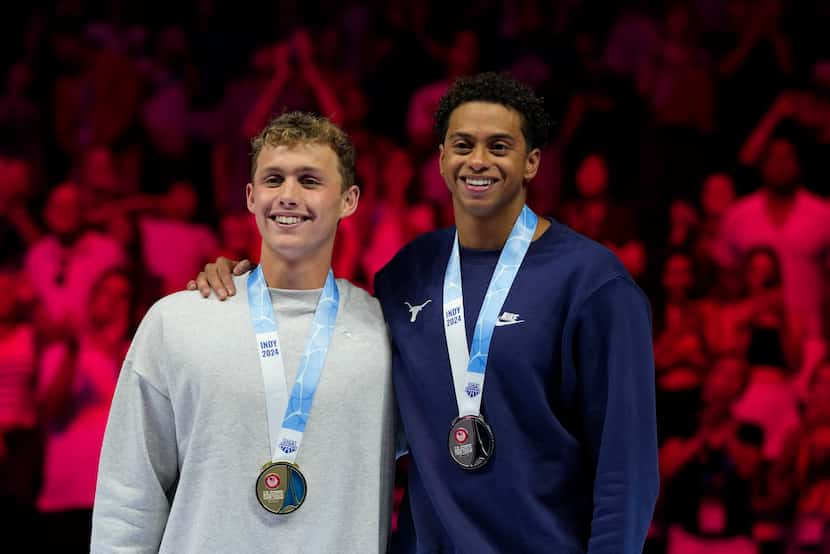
524, 148, 541, 183
438, 144, 445, 176
246, 182, 255, 214
339, 185, 360, 219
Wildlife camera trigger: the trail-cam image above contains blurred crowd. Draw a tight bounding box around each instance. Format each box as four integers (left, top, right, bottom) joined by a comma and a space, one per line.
2, 0, 830, 552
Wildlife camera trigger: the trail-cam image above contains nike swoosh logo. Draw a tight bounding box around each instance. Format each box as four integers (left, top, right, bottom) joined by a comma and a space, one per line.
494, 319, 524, 327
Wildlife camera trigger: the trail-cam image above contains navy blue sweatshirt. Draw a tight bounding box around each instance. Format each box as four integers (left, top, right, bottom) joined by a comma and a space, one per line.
374, 220, 658, 554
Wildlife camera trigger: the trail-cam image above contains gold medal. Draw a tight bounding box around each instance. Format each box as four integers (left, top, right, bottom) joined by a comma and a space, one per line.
255, 461, 307, 514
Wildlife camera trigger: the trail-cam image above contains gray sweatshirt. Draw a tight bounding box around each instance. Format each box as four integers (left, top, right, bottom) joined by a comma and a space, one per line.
91, 276, 395, 553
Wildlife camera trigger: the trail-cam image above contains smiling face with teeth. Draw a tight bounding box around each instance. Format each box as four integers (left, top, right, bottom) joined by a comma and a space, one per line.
439, 101, 541, 246
246, 142, 359, 283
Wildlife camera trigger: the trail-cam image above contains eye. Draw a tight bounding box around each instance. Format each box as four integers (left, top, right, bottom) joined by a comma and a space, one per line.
264, 174, 283, 186
452, 141, 472, 153
490, 142, 510, 154
300, 176, 322, 187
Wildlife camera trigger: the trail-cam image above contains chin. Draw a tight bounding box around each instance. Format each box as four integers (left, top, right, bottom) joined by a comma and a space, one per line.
262, 238, 308, 260
455, 196, 510, 219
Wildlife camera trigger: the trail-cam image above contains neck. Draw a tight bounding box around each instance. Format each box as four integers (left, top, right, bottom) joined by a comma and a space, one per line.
455, 196, 549, 250
259, 244, 331, 290
454, 194, 525, 249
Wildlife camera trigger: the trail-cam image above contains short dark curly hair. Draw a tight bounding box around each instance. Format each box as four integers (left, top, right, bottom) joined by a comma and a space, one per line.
433, 72, 552, 151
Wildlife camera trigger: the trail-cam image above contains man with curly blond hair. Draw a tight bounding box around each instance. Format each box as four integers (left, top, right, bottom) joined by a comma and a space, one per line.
92, 112, 397, 553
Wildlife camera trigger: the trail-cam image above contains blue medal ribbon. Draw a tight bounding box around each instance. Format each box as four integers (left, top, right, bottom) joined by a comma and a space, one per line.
247, 266, 339, 463
443, 205, 538, 416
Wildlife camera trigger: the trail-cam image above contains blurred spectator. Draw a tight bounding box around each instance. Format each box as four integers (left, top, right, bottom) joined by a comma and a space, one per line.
51, 28, 142, 187
361, 147, 437, 282
773, 359, 830, 552
139, 180, 219, 295
603, 5, 660, 81
695, 172, 737, 265
655, 252, 708, 371
638, 2, 715, 134
0, 265, 41, 544
661, 354, 762, 554
140, 25, 199, 188
655, 252, 708, 442
36, 269, 133, 553
731, 247, 802, 459
739, 65, 830, 195
741, 247, 803, 370
666, 199, 700, 253
76, 145, 134, 229
636, 2, 717, 216
561, 152, 645, 278
0, 155, 41, 264
104, 212, 162, 323
689, 173, 740, 316
24, 182, 126, 340
715, 135, 830, 373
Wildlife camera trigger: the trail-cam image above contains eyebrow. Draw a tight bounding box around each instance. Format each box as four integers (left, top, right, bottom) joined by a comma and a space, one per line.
448, 132, 516, 142
259, 165, 325, 176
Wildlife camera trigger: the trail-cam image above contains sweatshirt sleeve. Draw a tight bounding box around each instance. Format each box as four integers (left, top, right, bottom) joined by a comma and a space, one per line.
91, 306, 179, 553
572, 276, 659, 554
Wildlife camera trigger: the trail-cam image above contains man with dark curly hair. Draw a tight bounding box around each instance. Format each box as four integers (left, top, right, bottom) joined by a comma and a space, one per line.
194, 73, 658, 553
373, 72, 658, 553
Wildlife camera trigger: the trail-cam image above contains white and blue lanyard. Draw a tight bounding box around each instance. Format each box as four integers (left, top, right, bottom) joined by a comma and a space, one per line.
247, 266, 339, 464
443, 205, 538, 416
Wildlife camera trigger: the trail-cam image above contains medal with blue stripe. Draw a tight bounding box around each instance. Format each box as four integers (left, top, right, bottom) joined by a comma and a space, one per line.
247, 266, 339, 513
443, 205, 538, 469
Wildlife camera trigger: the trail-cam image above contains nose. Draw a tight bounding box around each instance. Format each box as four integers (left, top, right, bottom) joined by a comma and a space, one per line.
277, 177, 301, 208
468, 145, 489, 172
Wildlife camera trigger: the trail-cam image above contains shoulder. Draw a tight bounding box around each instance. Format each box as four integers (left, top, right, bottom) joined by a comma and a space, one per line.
126, 276, 249, 373
142, 275, 249, 330
538, 221, 648, 312
543, 221, 630, 280
336, 279, 385, 330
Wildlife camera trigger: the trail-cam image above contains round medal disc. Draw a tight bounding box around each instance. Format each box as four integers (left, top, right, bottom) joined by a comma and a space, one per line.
448, 415, 494, 470
255, 461, 307, 514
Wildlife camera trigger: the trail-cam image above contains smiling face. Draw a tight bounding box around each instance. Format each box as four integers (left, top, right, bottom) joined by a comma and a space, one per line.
247, 143, 358, 266
439, 101, 540, 223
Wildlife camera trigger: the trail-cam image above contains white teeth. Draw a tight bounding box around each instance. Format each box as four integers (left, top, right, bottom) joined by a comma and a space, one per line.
274, 215, 302, 224
465, 178, 492, 186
